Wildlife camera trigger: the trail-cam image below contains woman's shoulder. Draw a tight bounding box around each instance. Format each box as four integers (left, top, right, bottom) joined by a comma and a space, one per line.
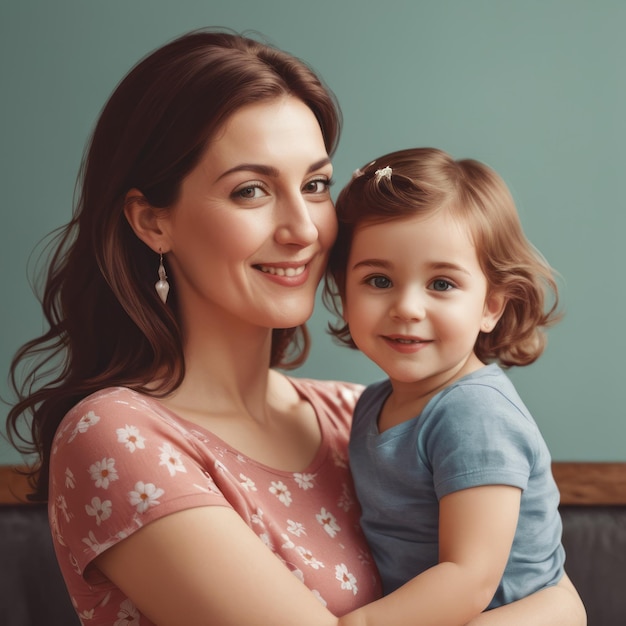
71, 385, 158, 407
65, 385, 162, 421
54, 386, 172, 449
286, 376, 364, 411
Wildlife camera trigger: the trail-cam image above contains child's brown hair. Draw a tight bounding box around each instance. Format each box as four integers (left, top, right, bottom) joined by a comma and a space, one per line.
324, 147, 561, 367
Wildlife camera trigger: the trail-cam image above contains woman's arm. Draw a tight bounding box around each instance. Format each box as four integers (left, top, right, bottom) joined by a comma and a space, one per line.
467, 574, 586, 626
96, 505, 341, 626
96, 490, 584, 626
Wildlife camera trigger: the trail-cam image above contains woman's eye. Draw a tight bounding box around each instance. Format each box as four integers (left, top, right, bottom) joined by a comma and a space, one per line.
233, 183, 267, 200
430, 279, 454, 292
303, 178, 332, 194
366, 275, 392, 289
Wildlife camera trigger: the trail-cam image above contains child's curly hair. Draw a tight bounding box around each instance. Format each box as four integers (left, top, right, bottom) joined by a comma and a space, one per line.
324, 147, 561, 367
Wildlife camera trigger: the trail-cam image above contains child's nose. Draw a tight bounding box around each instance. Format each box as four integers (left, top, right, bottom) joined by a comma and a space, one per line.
390, 287, 426, 321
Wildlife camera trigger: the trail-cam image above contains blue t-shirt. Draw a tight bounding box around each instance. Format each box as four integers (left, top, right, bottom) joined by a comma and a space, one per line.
349, 363, 564, 607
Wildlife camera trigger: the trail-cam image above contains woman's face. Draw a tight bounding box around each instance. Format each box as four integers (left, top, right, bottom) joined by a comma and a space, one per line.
160, 96, 337, 333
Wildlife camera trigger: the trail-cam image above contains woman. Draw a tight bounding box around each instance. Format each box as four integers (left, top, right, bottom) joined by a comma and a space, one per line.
7, 29, 585, 625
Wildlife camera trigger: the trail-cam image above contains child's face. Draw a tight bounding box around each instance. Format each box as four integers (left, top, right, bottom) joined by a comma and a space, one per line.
343, 210, 504, 394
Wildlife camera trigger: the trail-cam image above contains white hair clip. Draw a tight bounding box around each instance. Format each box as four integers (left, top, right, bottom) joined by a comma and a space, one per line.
374, 166, 392, 183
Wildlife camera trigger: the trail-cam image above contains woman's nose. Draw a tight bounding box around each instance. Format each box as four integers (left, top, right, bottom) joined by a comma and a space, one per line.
274, 194, 319, 246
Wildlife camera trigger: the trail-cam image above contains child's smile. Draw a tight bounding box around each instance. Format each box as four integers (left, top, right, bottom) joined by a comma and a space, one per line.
344, 209, 504, 397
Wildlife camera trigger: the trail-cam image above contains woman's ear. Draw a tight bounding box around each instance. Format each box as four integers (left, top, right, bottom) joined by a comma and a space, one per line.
481, 290, 507, 333
124, 189, 170, 252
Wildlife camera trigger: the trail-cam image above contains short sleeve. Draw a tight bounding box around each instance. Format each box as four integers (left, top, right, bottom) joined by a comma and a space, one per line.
49, 387, 228, 577
422, 383, 539, 499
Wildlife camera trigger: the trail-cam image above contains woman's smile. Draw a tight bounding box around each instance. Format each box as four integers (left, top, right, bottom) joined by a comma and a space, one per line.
160, 96, 337, 330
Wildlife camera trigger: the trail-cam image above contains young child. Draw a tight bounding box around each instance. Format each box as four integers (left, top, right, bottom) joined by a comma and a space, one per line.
324, 147, 566, 623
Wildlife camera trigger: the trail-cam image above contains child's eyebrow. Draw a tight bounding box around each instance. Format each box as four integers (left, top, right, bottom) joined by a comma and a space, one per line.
428, 261, 472, 276
350, 259, 392, 271
350, 259, 472, 276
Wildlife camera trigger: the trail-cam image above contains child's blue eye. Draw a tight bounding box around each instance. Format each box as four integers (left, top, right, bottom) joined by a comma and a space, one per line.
366, 275, 392, 289
430, 279, 453, 291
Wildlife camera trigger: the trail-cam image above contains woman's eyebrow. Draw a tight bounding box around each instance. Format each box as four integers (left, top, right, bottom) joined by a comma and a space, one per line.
217, 157, 332, 181
217, 163, 279, 179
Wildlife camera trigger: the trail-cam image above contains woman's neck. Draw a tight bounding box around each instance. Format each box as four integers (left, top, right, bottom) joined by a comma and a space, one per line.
174, 317, 274, 417
155, 322, 321, 472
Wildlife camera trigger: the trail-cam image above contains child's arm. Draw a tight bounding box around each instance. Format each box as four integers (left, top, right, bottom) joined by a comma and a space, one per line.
466, 573, 586, 626
340, 484, 521, 626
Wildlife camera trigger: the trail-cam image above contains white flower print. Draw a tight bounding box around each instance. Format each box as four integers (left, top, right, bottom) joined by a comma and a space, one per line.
316, 508, 341, 538
311, 589, 327, 607
49, 504, 67, 547
115, 598, 140, 625
192, 478, 221, 496
158, 443, 186, 477
297, 546, 324, 570
68, 410, 100, 442
109, 519, 144, 545
82, 530, 99, 553
89, 457, 119, 489
64, 467, 76, 489
56, 495, 71, 523
269, 480, 292, 506
251, 508, 265, 527
129, 481, 164, 514
331, 447, 348, 469
70, 553, 81, 575
201, 470, 221, 494
116, 425, 146, 452
337, 482, 354, 513
357, 547, 373, 567
286, 519, 306, 537
82, 530, 116, 556
78, 608, 95, 621
335, 563, 358, 595
293, 472, 316, 490
291, 568, 305, 583
85, 497, 113, 526
281, 533, 295, 549
239, 473, 257, 491
77, 410, 100, 431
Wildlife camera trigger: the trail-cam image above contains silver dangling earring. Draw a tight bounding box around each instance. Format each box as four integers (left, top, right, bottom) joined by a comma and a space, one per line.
155, 250, 170, 303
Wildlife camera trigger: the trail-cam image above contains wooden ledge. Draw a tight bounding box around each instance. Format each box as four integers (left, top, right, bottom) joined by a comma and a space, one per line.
2, 462, 626, 506
0, 465, 36, 504
552, 462, 626, 505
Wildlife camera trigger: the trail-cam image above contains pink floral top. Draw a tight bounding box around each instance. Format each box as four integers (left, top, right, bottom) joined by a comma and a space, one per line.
49, 378, 382, 625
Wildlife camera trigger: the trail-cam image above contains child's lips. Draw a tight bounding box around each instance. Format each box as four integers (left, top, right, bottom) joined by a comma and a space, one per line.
382, 335, 432, 352
384, 335, 430, 344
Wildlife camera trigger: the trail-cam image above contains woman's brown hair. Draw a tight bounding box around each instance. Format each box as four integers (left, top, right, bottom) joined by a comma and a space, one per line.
7, 28, 341, 501
324, 147, 560, 366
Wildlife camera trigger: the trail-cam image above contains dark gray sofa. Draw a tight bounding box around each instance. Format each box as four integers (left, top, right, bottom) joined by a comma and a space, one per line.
1, 503, 625, 625
0, 504, 79, 626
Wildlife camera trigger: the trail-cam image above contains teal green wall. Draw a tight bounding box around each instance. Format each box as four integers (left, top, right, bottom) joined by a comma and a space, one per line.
1, 0, 624, 464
